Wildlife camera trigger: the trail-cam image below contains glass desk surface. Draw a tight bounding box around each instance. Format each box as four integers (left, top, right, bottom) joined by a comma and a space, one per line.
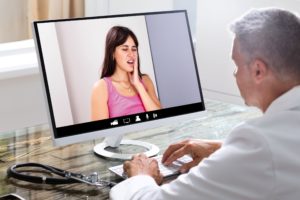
0, 99, 261, 200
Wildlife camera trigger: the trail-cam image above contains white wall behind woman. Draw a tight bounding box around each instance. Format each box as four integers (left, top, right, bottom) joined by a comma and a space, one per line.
37, 23, 74, 127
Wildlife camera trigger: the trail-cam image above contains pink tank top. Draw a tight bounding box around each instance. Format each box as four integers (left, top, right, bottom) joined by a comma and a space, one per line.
103, 77, 146, 118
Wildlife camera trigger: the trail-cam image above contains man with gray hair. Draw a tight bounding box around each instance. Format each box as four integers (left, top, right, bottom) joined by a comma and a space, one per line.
110, 8, 300, 200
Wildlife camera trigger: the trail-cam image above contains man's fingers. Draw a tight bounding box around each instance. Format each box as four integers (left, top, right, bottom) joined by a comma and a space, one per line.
132, 153, 146, 160
138, 153, 147, 159
155, 172, 164, 185
131, 153, 140, 160
148, 158, 163, 185
163, 148, 188, 166
123, 161, 131, 176
162, 142, 184, 163
179, 160, 199, 173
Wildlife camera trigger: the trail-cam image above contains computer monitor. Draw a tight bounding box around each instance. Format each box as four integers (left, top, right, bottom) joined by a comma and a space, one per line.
33, 10, 205, 160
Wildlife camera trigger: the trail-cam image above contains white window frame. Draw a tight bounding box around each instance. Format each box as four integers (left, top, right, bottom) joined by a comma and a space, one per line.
0, 39, 38, 80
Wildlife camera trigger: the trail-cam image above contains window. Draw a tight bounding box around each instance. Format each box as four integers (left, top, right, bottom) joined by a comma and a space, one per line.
0, 0, 84, 43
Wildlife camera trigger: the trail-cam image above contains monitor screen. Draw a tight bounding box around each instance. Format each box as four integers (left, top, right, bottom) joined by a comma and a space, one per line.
33, 10, 205, 159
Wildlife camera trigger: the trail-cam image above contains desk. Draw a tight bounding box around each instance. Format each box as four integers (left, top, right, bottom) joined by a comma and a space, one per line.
0, 100, 261, 200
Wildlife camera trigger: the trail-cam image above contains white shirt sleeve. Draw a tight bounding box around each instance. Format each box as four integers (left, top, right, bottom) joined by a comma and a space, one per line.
110, 175, 160, 200
110, 123, 275, 200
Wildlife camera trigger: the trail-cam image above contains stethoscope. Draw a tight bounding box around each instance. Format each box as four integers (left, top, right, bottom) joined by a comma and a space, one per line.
7, 162, 117, 188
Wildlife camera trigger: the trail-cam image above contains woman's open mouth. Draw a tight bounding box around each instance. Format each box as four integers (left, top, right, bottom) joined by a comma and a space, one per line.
127, 60, 134, 65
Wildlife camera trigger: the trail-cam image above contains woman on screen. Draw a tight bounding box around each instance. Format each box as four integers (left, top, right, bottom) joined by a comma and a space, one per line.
91, 26, 161, 120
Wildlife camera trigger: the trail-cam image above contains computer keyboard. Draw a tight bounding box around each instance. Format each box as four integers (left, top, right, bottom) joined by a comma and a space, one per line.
109, 154, 193, 178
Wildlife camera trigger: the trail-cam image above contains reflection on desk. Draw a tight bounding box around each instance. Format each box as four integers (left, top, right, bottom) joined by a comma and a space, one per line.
0, 99, 261, 200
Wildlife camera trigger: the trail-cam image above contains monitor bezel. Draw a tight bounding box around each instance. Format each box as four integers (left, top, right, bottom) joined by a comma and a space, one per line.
33, 10, 205, 146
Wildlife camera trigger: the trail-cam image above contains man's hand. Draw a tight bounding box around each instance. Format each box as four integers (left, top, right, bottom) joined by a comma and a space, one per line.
123, 153, 163, 185
162, 139, 222, 173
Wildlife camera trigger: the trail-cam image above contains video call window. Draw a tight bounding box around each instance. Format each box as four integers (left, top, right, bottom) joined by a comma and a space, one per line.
35, 11, 203, 138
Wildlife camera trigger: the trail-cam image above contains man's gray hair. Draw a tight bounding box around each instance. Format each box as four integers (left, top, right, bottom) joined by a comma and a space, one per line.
230, 8, 300, 81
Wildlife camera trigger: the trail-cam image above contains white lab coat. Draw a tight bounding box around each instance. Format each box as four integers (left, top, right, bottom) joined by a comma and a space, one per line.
110, 86, 300, 200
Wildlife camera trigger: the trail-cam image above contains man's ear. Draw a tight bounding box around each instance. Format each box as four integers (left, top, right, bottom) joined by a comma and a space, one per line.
251, 59, 268, 83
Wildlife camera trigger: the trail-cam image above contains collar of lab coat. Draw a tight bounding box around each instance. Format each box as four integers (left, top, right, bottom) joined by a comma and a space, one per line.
265, 85, 300, 114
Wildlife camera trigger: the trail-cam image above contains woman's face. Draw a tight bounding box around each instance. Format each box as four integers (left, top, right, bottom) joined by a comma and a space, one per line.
113, 36, 138, 73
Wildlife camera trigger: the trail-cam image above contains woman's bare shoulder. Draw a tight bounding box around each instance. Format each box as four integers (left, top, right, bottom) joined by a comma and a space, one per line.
92, 78, 107, 93
141, 74, 152, 84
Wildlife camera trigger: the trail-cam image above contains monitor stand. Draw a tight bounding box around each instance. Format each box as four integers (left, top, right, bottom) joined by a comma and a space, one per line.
93, 135, 159, 160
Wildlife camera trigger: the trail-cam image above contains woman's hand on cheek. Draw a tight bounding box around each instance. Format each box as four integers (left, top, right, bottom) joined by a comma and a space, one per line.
129, 58, 141, 87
